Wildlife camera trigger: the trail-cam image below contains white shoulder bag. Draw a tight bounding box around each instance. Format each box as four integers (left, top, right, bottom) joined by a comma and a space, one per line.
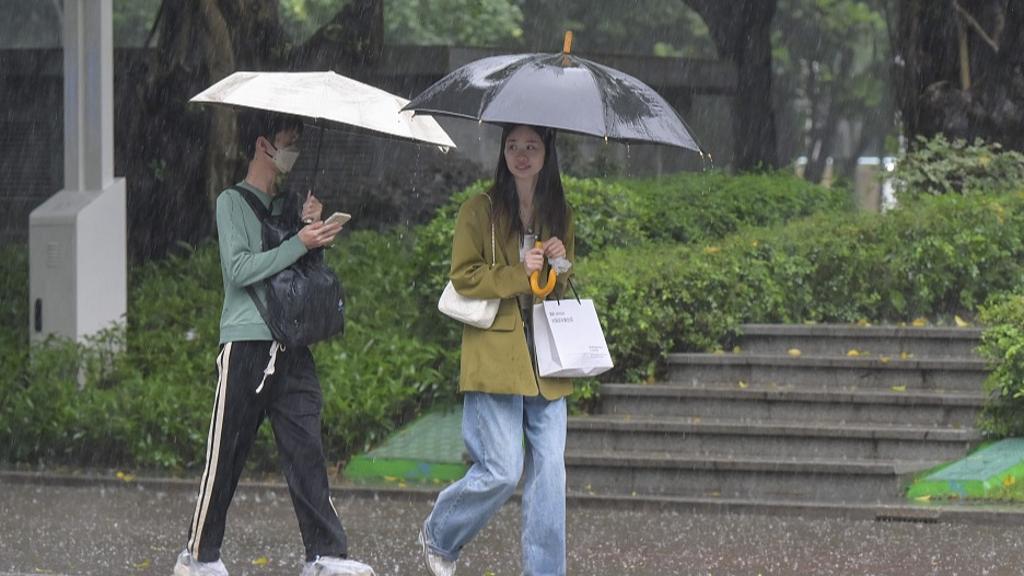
437, 197, 500, 329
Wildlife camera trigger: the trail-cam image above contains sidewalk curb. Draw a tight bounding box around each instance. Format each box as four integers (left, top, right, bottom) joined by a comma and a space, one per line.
4, 470, 1023, 525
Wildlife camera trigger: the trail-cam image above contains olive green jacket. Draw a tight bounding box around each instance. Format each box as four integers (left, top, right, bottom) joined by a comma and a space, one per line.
450, 192, 576, 400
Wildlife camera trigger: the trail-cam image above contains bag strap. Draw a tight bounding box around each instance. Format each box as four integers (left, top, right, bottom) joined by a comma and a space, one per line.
232, 185, 270, 222
483, 193, 495, 268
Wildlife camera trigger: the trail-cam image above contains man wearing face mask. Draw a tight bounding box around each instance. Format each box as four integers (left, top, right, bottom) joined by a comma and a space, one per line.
173, 112, 375, 576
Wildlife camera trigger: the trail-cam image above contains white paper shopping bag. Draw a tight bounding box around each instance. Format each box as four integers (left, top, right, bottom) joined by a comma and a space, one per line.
532, 299, 614, 378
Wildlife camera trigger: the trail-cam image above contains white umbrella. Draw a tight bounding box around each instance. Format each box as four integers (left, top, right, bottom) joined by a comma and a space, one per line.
190, 71, 456, 149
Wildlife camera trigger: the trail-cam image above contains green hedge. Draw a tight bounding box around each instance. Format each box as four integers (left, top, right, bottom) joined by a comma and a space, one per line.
580, 191, 1024, 381
977, 292, 1024, 438
411, 172, 847, 338
895, 135, 1024, 200
0, 170, 868, 470
0, 231, 451, 470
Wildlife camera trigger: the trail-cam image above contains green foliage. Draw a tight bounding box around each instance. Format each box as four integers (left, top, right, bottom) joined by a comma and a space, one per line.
0, 170, 943, 469
978, 292, 1024, 437
626, 171, 851, 243
895, 135, 1024, 201
411, 172, 849, 384
386, 0, 524, 46
581, 191, 1024, 381
0, 231, 451, 471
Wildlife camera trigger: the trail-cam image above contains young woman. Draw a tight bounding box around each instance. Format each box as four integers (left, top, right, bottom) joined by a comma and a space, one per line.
418, 124, 576, 576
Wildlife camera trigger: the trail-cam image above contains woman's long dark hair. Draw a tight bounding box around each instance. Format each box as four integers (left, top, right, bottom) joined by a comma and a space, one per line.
490, 124, 568, 241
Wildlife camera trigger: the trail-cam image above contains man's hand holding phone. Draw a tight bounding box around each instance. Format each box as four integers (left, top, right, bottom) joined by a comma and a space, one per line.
298, 212, 350, 249
324, 212, 351, 227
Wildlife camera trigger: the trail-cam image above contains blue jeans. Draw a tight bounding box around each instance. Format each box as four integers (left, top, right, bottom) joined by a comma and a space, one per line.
424, 392, 567, 576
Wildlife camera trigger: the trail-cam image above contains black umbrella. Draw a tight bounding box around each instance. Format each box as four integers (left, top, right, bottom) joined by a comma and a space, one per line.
403, 32, 703, 153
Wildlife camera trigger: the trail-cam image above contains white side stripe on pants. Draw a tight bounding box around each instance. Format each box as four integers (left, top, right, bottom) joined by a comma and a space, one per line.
188, 342, 232, 557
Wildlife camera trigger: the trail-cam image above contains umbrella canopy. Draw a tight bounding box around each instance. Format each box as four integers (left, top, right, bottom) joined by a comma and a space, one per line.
403, 44, 701, 152
190, 71, 456, 149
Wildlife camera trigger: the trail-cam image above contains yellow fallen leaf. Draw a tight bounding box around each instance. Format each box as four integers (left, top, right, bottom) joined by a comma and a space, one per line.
738, 381, 748, 389
751, 240, 759, 247
847, 349, 860, 357
383, 475, 400, 483
732, 346, 742, 354
914, 495, 931, 502
252, 556, 269, 566
1004, 475, 1016, 488
704, 246, 721, 254
912, 317, 928, 327
133, 559, 151, 570
900, 351, 913, 360
116, 471, 135, 482
879, 356, 891, 364
891, 385, 907, 392
954, 315, 970, 327
787, 348, 802, 357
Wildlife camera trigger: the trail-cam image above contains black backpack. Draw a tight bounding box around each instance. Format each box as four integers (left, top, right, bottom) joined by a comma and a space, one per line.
232, 186, 345, 348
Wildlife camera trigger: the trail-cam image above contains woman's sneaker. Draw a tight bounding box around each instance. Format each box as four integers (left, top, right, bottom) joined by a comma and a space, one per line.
173, 550, 228, 576
300, 556, 375, 576
418, 527, 456, 576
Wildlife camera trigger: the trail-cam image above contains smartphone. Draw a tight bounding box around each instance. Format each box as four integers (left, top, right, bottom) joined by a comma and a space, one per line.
324, 211, 352, 227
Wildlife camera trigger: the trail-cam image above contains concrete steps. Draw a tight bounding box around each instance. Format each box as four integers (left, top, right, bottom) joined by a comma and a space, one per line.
666, 353, 987, 392
566, 415, 980, 461
566, 451, 931, 502
596, 383, 984, 428
737, 324, 983, 359
565, 323, 987, 505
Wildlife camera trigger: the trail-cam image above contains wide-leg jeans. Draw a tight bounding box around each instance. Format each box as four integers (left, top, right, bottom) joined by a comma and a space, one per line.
423, 391, 567, 576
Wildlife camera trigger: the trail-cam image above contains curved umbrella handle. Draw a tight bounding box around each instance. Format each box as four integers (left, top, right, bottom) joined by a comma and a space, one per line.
530, 240, 557, 298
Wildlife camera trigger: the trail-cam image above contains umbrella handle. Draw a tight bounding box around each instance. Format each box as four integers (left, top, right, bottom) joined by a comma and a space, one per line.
530, 240, 557, 298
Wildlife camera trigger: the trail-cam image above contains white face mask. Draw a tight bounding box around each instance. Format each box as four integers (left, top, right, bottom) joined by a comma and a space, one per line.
268, 142, 300, 174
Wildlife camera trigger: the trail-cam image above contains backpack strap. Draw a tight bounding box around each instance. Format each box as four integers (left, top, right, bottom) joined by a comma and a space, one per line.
231, 185, 270, 222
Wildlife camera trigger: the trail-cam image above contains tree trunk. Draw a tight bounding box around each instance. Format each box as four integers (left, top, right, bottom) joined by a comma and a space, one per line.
290, 0, 384, 74
684, 0, 779, 170
805, 48, 854, 184
892, 0, 1024, 150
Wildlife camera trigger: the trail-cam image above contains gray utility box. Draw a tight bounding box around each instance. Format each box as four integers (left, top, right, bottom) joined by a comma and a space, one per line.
28, 179, 127, 341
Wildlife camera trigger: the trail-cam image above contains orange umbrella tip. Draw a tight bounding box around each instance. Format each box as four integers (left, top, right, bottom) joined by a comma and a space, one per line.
562, 31, 574, 54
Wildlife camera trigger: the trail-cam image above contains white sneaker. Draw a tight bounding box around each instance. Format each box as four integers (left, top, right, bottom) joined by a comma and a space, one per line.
418, 527, 456, 576
173, 549, 228, 576
300, 555, 375, 576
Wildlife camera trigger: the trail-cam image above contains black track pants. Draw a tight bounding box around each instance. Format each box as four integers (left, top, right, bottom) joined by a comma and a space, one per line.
185, 341, 347, 562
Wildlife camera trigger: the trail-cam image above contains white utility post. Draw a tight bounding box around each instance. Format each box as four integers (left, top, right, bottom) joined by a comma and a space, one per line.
29, 0, 127, 341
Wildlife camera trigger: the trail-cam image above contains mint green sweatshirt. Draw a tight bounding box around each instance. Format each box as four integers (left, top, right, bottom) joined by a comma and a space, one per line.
216, 181, 308, 344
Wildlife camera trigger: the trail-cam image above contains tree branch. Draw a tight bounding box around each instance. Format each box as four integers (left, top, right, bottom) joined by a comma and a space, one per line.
953, 0, 999, 53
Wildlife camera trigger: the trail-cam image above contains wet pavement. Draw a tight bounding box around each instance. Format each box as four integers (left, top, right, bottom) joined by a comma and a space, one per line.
1, 479, 1023, 575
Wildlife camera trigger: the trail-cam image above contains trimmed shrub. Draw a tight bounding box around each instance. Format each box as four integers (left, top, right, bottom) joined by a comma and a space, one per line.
0, 231, 451, 470
895, 134, 1024, 201
978, 292, 1024, 438
581, 191, 1024, 381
